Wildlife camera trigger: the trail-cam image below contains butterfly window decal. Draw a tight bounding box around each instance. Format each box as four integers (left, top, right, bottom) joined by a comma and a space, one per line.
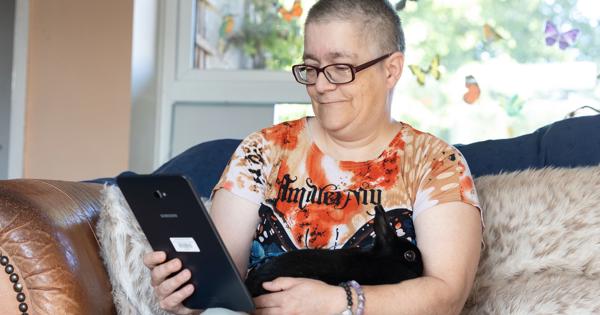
278, 0, 303, 22
463, 75, 481, 105
219, 14, 235, 37
483, 23, 504, 43
544, 21, 580, 50
408, 54, 441, 86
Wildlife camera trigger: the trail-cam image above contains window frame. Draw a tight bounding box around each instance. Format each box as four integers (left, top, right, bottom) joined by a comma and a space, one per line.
154, 0, 309, 167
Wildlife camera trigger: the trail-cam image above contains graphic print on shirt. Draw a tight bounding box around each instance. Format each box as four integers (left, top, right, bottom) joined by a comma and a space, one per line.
213, 118, 481, 270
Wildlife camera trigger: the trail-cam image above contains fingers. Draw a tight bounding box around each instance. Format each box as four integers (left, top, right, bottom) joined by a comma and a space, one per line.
143, 251, 167, 268
143, 252, 201, 314
150, 257, 182, 287
262, 277, 298, 292
158, 283, 195, 312
156, 268, 192, 299
253, 291, 286, 309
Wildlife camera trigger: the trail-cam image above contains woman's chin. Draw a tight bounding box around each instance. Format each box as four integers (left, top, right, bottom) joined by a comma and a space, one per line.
316, 116, 354, 133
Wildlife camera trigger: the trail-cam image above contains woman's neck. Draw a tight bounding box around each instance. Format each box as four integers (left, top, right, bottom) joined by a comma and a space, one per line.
309, 117, 400, 162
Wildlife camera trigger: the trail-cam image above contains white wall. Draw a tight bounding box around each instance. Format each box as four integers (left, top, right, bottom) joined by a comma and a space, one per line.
129, 0, 159, 174
23, 0, 132, 180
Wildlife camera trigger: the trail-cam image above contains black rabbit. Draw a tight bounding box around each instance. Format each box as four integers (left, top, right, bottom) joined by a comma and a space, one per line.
245, 205, 423, 297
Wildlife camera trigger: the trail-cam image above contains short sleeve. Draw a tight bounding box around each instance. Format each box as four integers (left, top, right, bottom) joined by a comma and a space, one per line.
211, 131, 274, 205
412, 138, 481, 220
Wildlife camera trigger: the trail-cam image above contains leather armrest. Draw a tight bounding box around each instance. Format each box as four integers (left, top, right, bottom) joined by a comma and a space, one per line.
0, 179, 116, 315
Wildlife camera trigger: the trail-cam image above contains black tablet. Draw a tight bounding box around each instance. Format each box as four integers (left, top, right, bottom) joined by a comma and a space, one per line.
116, 174, 255, 312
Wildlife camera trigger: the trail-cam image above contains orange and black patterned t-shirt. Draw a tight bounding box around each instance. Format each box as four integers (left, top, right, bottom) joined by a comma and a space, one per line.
213, 117, 481, 270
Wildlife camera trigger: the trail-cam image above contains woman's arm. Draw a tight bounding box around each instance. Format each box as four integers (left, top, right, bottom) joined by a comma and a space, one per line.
357, 201, 482, 315
210, 189, 262, 277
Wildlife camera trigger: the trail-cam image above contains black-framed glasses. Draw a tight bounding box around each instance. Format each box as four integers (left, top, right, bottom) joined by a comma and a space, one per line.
292, 53, 392, 85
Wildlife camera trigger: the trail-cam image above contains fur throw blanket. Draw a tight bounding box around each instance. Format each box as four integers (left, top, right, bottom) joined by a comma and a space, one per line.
97, 166, 600, 315
461, 166, 600, 315
97, 185, 171, 315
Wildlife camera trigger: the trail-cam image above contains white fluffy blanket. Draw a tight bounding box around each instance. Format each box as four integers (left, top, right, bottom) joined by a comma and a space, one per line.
461, 166, 600, 315
97, 185, 171, 315
97, 166, 600, 315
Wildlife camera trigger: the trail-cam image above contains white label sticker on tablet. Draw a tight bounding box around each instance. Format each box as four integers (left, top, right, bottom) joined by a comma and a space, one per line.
170, 237, 201, 252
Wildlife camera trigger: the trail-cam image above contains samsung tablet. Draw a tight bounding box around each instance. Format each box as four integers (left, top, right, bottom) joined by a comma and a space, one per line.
116, 174, 255, 312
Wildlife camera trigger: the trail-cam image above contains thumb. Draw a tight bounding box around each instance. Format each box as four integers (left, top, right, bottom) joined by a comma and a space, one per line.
262, 277, 299, 292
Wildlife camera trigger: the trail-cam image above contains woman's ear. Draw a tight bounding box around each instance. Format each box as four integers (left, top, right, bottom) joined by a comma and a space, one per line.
385, 51, 404, 89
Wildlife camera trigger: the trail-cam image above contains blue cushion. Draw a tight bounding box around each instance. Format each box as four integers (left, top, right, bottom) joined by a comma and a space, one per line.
152, 139, 241, 198
539, 115, 600, 168
458, 114, 600, 177
87, 139, 241, 198
456, 128, 546, 177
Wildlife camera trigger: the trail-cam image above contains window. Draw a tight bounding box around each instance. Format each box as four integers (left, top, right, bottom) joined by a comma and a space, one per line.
157, 0, 599, 166
193, 0, 313, 70
154, 0, 309, 163
391, 0, 599, 144
193, 0, 599, 144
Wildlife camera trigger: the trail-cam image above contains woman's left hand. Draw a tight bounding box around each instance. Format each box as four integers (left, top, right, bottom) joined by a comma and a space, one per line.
253, 277, 346, 315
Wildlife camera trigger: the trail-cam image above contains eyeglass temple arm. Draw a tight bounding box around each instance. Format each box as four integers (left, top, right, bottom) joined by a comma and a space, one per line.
354, 53, 393, 73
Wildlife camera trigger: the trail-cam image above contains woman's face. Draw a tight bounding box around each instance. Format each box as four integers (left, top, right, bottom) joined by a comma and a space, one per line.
303, 20, 394, 137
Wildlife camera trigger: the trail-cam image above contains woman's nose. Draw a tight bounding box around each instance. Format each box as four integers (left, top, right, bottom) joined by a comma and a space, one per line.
314, 71, 337, 93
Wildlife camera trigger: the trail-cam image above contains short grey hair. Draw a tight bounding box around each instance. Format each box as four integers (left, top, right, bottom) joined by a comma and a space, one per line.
306, 0, 405, 54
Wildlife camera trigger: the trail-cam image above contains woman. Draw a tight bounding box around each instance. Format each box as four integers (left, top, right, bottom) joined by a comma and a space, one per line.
144, 1, 483, 314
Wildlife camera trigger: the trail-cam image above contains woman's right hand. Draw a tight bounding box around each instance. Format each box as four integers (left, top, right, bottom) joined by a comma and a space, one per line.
143, 251, 202, 315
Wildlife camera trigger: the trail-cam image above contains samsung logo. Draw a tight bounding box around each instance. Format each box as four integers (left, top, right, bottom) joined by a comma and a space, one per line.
160, 213, 179, 219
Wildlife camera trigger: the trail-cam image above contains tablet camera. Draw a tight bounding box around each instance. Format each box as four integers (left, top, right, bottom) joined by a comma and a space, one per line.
154, 190, 167, 199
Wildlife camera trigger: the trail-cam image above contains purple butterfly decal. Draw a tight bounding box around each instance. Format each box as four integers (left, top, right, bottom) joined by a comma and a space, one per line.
544, 21, 580, 50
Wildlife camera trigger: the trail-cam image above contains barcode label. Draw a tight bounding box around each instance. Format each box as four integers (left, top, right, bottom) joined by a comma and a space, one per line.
170, 237, 201, 252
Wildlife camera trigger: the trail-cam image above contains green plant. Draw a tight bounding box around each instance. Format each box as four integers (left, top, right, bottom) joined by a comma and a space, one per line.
227, 0, 304, 70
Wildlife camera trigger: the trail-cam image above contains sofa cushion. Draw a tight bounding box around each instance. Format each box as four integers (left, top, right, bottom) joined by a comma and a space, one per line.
462, 166, 600, 314
153, 139, 241, 198
455, 129, 545, 177
456, 114, 600, 177
539, 115, 600, 168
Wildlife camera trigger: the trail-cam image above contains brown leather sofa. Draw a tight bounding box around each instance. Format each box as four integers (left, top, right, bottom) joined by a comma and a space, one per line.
0, 179, 116, 315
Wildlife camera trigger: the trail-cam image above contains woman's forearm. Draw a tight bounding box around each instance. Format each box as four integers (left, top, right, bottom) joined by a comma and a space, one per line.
358, 276, 468, 315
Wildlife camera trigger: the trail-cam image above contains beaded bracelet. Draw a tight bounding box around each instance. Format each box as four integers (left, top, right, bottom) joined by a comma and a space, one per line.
348, 280, 365, 315
1, 251, 28, 315
338, 282, 353, 315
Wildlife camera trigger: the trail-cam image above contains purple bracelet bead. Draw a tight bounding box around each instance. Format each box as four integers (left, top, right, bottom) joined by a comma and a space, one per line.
348, 280, 365, 315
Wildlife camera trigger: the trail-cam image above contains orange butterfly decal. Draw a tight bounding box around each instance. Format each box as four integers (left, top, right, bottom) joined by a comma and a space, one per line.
279, 0, 303, 22
463, 75, 481, 104
483, 23, 503, 42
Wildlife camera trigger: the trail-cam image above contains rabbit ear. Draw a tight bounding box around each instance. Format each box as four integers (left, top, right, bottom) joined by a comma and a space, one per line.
372, 205, 397, 253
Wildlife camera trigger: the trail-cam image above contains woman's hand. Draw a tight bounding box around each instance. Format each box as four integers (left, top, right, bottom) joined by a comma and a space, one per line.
253, 277, 347, 315
143, 251, 202, 315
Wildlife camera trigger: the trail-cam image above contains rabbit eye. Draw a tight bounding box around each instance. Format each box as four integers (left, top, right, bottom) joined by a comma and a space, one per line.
404, 250, 416, 262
